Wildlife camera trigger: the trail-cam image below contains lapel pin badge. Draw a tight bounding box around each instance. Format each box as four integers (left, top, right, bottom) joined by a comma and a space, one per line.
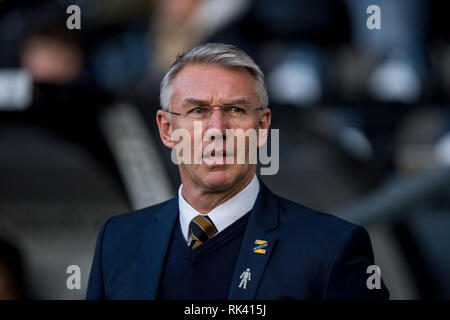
238, 268, 251, 290
253, 240, 268, 254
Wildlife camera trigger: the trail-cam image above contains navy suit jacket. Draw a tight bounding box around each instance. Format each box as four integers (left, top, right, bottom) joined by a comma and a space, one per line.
86, 181, 389, 300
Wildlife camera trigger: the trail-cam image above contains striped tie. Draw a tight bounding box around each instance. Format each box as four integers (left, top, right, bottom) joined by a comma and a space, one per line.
189, 215, 218, 249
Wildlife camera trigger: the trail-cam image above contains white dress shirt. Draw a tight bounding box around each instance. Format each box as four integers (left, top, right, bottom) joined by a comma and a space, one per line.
178, 175, 260, 245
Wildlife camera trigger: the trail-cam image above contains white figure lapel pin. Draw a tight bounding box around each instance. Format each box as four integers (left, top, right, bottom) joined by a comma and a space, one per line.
238, 268, 251, 290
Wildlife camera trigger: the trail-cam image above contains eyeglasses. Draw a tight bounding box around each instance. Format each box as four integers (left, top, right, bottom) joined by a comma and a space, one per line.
162, 104, 265, 122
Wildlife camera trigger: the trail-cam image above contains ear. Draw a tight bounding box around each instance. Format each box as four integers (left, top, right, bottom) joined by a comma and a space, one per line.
156, 110, 174, 149
259, 108, 271, 130
258, 108, 271, 146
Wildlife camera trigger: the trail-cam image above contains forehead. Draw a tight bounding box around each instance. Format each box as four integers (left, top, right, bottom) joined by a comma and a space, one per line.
171, 63, 257, 104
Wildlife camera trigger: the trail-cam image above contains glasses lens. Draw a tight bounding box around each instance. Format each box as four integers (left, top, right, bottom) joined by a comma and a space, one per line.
184, 105, 257, 122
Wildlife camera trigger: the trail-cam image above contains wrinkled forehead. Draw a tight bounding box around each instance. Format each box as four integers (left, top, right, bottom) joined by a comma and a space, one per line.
171, 63, 258, 106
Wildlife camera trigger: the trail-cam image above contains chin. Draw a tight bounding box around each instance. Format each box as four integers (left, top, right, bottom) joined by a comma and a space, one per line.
201, 169, 236, 191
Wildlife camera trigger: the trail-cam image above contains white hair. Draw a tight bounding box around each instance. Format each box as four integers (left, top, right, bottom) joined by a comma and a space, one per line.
160, 43, 268, 111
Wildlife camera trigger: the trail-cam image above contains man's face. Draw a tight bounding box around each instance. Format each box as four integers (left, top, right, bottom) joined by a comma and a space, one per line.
157, 63, 271, 192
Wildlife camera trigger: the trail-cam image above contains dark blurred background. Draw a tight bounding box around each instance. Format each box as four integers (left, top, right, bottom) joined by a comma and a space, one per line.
0, 0, 449, 299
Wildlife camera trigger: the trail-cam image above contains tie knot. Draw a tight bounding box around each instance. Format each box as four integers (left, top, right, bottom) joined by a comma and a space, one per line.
189, 214, 218, 249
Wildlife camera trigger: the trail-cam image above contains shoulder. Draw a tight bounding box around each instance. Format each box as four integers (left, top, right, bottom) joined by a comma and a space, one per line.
100, 197, 177, 240
270, 192, 371, 258
271, 193, 381, 295
276, 194, 362, 236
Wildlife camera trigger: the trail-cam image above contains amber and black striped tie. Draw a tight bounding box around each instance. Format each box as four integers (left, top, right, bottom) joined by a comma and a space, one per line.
189, 215, 218, 249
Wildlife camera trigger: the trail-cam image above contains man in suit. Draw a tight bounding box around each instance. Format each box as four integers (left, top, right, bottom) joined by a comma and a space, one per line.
86, 43, 389, 300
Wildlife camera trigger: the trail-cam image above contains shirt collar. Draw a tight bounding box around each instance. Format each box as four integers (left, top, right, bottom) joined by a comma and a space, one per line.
178, 175, 260, 244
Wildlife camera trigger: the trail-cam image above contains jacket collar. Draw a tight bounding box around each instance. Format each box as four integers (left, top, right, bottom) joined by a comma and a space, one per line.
227, 180, 279, 299
135, 198, 178, 299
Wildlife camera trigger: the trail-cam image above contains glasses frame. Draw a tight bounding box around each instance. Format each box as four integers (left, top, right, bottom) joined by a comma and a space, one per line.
160, 105, 265, 120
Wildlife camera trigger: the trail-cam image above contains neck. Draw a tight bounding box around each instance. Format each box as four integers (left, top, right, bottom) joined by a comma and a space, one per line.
180, 173, 255, 214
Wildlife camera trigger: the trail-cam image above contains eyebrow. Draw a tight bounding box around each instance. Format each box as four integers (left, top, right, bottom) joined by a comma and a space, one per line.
181, 98, 252, 108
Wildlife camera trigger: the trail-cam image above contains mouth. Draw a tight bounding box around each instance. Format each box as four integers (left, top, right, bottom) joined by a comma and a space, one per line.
202, 149, 233, 165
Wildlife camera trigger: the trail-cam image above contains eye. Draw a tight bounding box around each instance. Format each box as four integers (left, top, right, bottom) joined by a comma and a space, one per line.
226, 105, 245, 113
190, 107, 206, 114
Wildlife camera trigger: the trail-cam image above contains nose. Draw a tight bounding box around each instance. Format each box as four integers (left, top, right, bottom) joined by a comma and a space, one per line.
206, 107, 226, 133
204, 107, 227, 146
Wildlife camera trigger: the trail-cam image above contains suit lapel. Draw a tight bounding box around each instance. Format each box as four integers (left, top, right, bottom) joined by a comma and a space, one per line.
135, 198, 178, 299
228, 182, 279, 299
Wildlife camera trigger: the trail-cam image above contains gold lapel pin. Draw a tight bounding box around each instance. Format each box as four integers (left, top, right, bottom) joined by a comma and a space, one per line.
253, 240, 268, 254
